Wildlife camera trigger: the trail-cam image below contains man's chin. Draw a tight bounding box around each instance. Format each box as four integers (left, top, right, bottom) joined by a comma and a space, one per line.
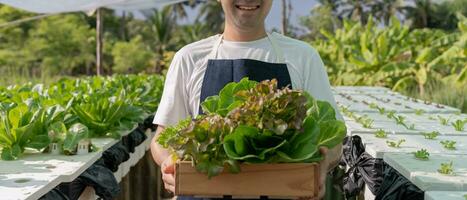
234, 21, 262, 30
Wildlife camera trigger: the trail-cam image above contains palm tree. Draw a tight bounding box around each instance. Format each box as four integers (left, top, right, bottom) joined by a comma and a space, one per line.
196, 0, 224, 34
401, 0, 431, 28
170, 0, 200, 20
144, 7, 177, 73
371, 0, 404, 26
335, 0, 373, 24
281, 0, 287, 34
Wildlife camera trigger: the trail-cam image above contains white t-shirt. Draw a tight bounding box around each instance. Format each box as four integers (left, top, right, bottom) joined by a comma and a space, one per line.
153, 32, 343, 126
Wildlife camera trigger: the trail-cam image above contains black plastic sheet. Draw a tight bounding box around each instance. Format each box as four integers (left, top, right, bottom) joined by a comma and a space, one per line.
102, 141, 130, 172
39, 188, 70, 200
375, 164, 423, 200
340, 135, 384, 198
143, 115, 156, 131
122, 127, 147, 153
75, 161, 120, 200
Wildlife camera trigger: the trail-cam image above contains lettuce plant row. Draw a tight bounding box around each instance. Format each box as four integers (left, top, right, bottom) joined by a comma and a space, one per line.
0, 74, 164, 160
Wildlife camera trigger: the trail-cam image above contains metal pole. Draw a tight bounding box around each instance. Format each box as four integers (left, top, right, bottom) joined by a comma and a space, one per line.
96, 8, 103, 76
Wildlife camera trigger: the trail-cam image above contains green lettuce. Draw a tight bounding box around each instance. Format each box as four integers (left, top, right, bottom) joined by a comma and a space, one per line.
158, 78, 347, 177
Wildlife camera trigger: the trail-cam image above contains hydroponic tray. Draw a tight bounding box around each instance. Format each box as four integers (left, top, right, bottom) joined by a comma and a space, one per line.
0, 126, 146, 200
332, 86, 391, 94
425, 191, 467, 200
346, 116, 467, 136
366, 93, 461, 114
394, 113, 467, 123
0, 138, 116, 200
384, 153, 467, 191
357, 134, 467, 158
345, 120, 418, 135
334, 92, 461, 114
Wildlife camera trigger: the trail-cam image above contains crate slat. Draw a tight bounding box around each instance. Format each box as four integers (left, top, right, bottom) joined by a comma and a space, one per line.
175, 161, 319, 198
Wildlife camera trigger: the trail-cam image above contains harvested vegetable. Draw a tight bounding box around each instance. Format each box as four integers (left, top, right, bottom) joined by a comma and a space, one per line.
158, 78, 346, 177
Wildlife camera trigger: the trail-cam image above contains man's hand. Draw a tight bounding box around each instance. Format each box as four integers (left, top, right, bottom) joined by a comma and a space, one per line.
161, 157, 176, 193
150, 125, 177, 193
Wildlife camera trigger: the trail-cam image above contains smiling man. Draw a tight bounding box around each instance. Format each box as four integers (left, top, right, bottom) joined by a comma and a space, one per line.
150, 0, 343, 199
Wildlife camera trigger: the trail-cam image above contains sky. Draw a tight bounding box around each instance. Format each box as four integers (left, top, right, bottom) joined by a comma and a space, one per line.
178, 0, 320, 33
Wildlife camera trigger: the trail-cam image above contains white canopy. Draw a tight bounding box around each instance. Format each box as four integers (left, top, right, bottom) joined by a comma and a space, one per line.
0, 0, 189, 13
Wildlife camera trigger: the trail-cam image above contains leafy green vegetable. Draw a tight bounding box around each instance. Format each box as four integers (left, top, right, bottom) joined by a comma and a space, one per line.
374, 129, 387, 138
422, 131, 439, 139
159, 78, 346, 177
386, 139, 405, 148
376, 107, 386, 114
63, 123, 89, 155
0, 102, 63, 160
438, 115, 450, 126
413, 149, 429, 160
437, 161, 454, 175
387, 111, 396, 119
0, 75, 164, 159
414, 109, 424, 115
356, 115, 373, 128
393, 115, 415, 130
451, 119, 466, 131
440, 140, 456, 150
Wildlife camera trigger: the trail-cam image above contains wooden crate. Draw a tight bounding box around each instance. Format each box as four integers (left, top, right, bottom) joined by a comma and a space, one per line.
175, 161, 319, 198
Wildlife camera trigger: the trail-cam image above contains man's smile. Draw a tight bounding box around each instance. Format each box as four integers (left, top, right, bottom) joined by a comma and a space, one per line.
235, 4, 261, 11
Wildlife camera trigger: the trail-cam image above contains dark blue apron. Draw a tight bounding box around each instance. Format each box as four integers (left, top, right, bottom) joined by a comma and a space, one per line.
180, 33, 292, 200
198, 33, 292, 115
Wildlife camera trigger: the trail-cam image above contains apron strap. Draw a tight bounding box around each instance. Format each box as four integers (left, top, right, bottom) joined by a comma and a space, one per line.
209, 32, 286, 63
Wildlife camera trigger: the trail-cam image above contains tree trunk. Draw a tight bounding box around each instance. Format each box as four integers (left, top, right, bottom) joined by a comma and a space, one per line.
419, 82, 425, 97
281, 0, 287, 35
120, 11, 127, 41
96, 8, 103, 76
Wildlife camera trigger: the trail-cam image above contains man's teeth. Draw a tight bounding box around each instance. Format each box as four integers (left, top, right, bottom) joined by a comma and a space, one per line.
238, 6, 258, 10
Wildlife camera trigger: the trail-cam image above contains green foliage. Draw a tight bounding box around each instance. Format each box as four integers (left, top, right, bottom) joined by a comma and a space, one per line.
413, 149, 429, 160
386, 139, 405, 148
438, 161, 454, 175
376, 106, 386, 114
451, 119, 466, 131
356, 115, 374, 128
63, 123, 89, 155
111, 36, 154, 73
392, 115, 416, 130
157, 118, 191, 149
440, 140, 457, 150
28, 14, 95, 76
300, 4, 341, 40
374, 129, 387, 138
0, 74, 164, 160
0, 102, 62, 160
422, 131, 439, 140
159, 78, 346, 177
314, 15, 467, 98
438, 115, 450, 126
415, 109, 424, 115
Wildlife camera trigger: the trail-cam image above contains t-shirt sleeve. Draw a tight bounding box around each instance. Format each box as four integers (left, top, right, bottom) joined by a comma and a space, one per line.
303, 48, 344, 121
153, 51, 191, 126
